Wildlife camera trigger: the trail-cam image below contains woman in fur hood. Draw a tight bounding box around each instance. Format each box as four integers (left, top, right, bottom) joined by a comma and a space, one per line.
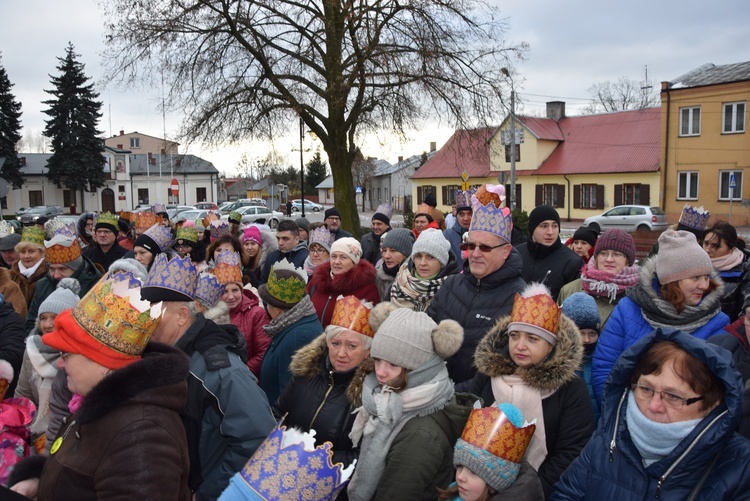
463, 283, 594, 499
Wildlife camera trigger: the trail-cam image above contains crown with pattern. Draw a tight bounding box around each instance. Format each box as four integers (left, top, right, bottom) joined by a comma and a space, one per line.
108, 268, 143, 289
19, 226, 45, 248
415, 203, 432, 216
43, 279, 163, 370
0, 220, 15, 238
45, 218, 77, 240
258, 259, 308, 309
202, 211, 220, 229
228, 211, 242, 224
143, 223, 175, 253
330, 296, 375, 338
508, 283, 560, 346
471, 184, 506, 209
141, 254, 198, 302
194, 272, 224, 309
211, 250, 243, 285
95, 212, 119, 233
209, 219, 230, 241
119, 211, 136, 223
678, 204, 710, 231
309, 226, 335, 253
152, 203, 167, 215
234, 422, 355, 500
454, 402, 536, 493
175, 226, 198, 245
44, 234, 82, 264
374, 203, 393, 220
455, 187, 477, 210
135, 211, 160, 231
469, 202, 513, 243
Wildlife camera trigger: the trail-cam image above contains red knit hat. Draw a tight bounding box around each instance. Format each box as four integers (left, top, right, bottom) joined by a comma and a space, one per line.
593, 229, 636, 266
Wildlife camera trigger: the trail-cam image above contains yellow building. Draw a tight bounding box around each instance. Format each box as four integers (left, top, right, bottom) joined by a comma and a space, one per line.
661, 61, 750, 226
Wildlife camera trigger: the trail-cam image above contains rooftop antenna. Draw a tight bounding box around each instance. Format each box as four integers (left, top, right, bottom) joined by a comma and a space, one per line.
640, 65, 653, 105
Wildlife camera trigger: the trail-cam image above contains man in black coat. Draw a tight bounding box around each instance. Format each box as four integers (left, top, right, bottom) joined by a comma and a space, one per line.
324, 207, 353, 240
82, 214, 127, 271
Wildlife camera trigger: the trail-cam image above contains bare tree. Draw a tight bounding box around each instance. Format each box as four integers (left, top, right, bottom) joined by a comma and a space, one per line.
584, 76, 659, 114
16, 129, 52, 154
101, 0, 526, 233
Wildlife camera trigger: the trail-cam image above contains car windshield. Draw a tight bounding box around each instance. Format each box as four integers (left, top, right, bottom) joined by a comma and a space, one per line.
27, 207, 46, 214
180, 211, 204, 220
650, 207, 666, 215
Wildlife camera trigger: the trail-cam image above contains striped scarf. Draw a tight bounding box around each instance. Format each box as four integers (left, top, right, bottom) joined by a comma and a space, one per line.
580, 257, 639, 303
390, 260, 446, 312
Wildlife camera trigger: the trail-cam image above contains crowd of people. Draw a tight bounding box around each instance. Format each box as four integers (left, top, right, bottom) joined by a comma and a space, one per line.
0, 194, 748, 500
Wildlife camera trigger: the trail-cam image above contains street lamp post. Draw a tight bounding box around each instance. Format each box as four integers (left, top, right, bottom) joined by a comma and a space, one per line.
299, 117, 306, 218
501, 67, 516, 212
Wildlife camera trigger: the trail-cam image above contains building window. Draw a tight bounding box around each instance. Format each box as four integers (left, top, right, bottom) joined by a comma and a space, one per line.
377, 187, 381, 201
119, 185, 126, 193
63, 190, 75, 208
130, 137, 140, 149
535, 184, 564, 208
623, 184, 642, 205
416, 185, 436, 205
0, 197, 6, 210
679, 106, 701, 136
719, 170, 743, 200
29, 191, 43, 206
504, 144, 520, 162
442, 184, 460, 205
677, 171, 699, 200
197, 187, 207, 202
578, 184, 603, 209
723, 102, 746, 134
137, 189, 149, 205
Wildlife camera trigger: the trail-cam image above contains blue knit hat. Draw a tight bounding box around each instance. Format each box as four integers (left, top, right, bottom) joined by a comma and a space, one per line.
561, 292, 601, 332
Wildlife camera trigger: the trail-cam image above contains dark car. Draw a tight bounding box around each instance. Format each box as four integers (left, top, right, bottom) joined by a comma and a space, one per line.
19, 206, 63, 225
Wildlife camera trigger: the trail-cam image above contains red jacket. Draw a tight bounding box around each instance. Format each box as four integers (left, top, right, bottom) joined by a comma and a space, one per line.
307, 260, 380, 327
229, 289, 271, 379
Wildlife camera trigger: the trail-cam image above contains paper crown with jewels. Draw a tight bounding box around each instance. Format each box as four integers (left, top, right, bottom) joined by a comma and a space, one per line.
211, 250, 243, 285
151, 203, 167, 215
330, 296, 375, 338
374, 203, 393, 220
309, 226, 335, 253
455, 187, 477, 210
415, 203, 432, 216
508, 283, 560, 346
142, 223, 175, 253
44, 232, 82, 265
194, 272, 224, 309
232, 422, 355, 500
44, 218, 76, 240
135, 211, 160, 231
454, 402, 536, 493
19, 226, 45, 248
0, 220, 15, 238
678, 204, 710, 231
228, 211, 242, 224
141, 254, 198, 302
119, 211, 136, 224
209, 219, 230, 241
95, 212, 119, 233
175, 226, 198, 245
469, 203, 513, 243
43, 279, 163, 370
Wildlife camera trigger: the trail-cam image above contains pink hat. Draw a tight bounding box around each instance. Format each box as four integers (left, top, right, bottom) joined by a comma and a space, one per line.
242, 225, 262, 245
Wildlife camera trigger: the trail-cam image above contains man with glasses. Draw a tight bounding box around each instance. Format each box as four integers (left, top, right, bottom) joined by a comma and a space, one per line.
516, 205, 582, 301
82, 212, 128, 270
426, 199, 525, 384
324, 207, 352, 241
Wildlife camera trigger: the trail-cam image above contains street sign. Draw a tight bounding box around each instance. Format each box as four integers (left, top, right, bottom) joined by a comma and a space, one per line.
355, 186, 362, 194
729, 173, 737, 189
461, 170, 470, 182
170, 178, 179, 196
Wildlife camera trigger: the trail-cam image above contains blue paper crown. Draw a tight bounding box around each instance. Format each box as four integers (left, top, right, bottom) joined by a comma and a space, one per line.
44, 218, 77, 240
455, 187, 476, 209
469, 203, 513, 242
109, 269, 143, 289
374, 203, 393, 219
142, 254, 198, 301
143, 224, 175, 253
195, 272, 224, 308
210, 220, 230, 240
678, 204, 710, 230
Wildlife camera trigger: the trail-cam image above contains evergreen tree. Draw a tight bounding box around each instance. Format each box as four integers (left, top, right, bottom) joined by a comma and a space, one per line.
304, 151, 328, 195
42, 43, 104, 207
0, 54, 24, 189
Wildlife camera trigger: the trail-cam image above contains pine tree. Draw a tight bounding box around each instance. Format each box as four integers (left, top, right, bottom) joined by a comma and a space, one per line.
42, 43, 104, 208
304, 151, 328, 195
0, 54, 24, 189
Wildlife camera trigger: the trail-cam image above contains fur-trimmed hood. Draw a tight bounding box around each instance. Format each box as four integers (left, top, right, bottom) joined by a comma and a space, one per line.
308, 259, 378, 295
75, 342, 190, 425
288, 333, 373, 407
473, 313, 583, 392
203, 300, 230, 325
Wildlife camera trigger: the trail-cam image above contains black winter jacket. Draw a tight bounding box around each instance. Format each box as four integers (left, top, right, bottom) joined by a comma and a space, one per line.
0, 300, 28, 396
516, 239, 583, 300
709, 318, 750, 438
426, 248, 526, 384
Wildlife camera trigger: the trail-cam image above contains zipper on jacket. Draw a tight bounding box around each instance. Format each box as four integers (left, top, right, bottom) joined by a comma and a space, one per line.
322, 294, 333, 320
309, 369, 335, 429
609, 389, 628, 462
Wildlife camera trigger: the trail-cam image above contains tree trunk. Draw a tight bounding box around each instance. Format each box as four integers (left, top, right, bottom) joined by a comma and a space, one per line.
327, 139, 359, 237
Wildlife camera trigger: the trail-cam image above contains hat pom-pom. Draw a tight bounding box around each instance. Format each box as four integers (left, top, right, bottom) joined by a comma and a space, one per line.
432, 319, 463, 359
0, 360, 14, 384
520, 282, 552, 299
57, 277, 81, 296
369, 302, 399, 332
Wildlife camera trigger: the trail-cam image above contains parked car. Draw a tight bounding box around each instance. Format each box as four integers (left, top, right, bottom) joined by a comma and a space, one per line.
132, 204, 153, 213
583, 205, 668, 233
176, 209, 209, 224
15, 207, 29, 217
167, 205, 196, 221
221, 205, 282, 229
194, 202, 218, 210
290, 199, 323, 212
219, 199, 265, 214
19, 206, 63, 225
249, 198, 267, 207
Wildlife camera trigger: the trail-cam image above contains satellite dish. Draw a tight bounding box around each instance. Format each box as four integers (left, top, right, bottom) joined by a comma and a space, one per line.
0, 177, 9, 199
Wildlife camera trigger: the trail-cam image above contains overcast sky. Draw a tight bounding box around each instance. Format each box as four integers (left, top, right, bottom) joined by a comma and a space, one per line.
1, 0, 748, 176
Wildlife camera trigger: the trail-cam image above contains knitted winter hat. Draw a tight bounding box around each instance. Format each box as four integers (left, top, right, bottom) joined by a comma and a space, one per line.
380, 228, 415, 257
39, 278, 81, 316
295, 218, 310, 234
528, 205, 560, 236
324, 207, 342, 219
572, 226, 598, 247
593, 229, 636, 266
424, 193, 437, 207
330, 237, 363, 265
0, 233, 21, 251
368, 303, 462, 371
242, 225, 262, 245
656, 230, 712, 284
561, 292, 601, 332
411, 228, 450, 266
508, 283, 560, 346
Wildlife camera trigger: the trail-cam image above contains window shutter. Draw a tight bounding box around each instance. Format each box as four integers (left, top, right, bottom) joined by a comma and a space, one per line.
557, 185, 565, 208
614, 185, 623, 206
596, 185, 605, 209
442, 185, 448, 205
417, 186, 423, 205
573, 185, 581, 209
640, 184, 650, 205
535, 184, 543, 205
516, 185, 522, 210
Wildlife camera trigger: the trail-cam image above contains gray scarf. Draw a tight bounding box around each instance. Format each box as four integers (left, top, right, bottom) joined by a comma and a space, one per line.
347, 355, 454, 501
262, 295, 317, 339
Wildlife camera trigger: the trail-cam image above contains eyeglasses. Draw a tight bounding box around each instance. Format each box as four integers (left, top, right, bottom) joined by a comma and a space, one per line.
631, 383, 704, 409
598, 251, 626, 260
460, 241, 508, 253
309, 247, 328, 255
95, 229, 114, 236
59, 352, 73, 362
325, 216, 341, 221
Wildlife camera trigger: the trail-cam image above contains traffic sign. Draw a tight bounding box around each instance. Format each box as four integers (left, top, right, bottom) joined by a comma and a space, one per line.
355, 186, 362, 194
170, 178, 179, 196
461, 170, 470, 182
729, 173, 737, 189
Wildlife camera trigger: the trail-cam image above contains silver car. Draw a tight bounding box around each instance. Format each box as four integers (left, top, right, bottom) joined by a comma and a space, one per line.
221, 205, 282, 229
583, 205, 668, 233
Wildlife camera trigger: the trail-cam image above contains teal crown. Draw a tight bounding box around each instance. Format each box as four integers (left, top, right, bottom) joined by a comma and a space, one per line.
678, 204, 710, 230
195, 272, 224, 308
469, 203, 513, 242
143, 224, 175, 253
142, 254, 198, 302
455, 187, 476, 209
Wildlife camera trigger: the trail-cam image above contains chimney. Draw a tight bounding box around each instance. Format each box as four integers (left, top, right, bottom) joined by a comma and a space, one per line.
546, 101, 566, 122
398, 156, 403, 162
119, 130, 124, 136
430, 142, 437, 152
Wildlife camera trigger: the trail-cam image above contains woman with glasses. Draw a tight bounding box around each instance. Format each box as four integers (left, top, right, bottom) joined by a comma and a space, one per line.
375, 228, 415, 302
558, 229, 640, 325
700, 220, 750, 322
592, 230, 729, 404
302, 223, 333, 278
10, 226, 48, 306
553, 329, 750, 500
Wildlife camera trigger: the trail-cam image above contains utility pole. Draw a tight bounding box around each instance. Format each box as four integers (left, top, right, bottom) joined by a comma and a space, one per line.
501, 67, 517, 211
300, 117, 306, 217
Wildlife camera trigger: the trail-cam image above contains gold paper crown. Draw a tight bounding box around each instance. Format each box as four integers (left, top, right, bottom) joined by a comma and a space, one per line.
211, 250, 243, 285
72, 279, 162, 358
509, 285, 560, 342
459, 405, 536, 463
119, 211, 135, 223
96, 211, 119, 229
266, 259, 308, 305
44, 235, 82, 264
416, 203, 432, 216
135, 211, 160, 230
20, 226, 45, 247
202, 212, 220, 229
175, 226, 198, 244
330, 296, 374, 337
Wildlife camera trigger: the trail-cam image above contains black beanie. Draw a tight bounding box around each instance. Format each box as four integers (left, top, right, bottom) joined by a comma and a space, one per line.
424, 193, 437, 207
325, 207, 342, 219
572, 226, 598, 247
372, 212, 391, 226
528, 205, 560, 235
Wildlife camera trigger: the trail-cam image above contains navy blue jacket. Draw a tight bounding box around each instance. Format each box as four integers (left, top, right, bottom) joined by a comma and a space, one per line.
443, 221, 467, 266
552, 329, 750, 501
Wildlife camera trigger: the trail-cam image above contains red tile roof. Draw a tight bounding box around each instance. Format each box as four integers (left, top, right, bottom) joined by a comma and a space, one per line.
412, 127, 495, 179
516, 116, 564, 141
